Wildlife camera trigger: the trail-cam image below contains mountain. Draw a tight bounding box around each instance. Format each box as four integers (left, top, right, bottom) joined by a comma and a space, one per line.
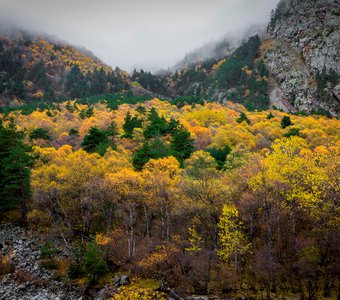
133, 34, 271, 111
0, 30, 152, 106
139, 0, 339, 116
172, 37, 236, 71
172, 24, 266, 71
265, 0, 340, 116
1, 0, 339, 116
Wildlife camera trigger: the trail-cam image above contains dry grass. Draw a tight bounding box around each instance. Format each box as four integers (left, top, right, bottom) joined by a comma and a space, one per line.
0, 254, 15, 277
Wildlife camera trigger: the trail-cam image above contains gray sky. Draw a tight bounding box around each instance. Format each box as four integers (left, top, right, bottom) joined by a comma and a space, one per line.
0, 0, 279, 71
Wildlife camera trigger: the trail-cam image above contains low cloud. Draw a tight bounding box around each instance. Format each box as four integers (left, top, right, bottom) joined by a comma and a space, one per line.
0, 0, 280, 72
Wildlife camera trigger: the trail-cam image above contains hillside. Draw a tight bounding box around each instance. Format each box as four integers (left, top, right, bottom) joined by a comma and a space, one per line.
135, 0, 339, 116
134, 35, 271, 111
0, 30, 142, 106
172, 24, 266, 70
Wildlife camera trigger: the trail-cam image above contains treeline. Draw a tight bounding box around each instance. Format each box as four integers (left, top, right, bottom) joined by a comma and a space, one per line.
0, 99, 339, 299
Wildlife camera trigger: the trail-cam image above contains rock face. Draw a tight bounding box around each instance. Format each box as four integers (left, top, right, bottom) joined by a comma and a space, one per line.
0, 224, 78, 300
266, 0, 340, 116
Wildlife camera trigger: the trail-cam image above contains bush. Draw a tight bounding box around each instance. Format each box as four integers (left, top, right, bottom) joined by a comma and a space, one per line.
40, 258, 59, 270
83, 241, 108, 282
111, 286, 165, 300
284, 127, 300, 138
40, 241, 57, 258
237, 112, 250, 125
68, 240, 108, 283
0, 254, 15, 276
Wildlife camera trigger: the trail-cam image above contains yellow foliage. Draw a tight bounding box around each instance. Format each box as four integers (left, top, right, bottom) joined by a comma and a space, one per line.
218, 204, 249, 261
95, 233, 111, 246
185, 225, 203, 253
110, 286, 165, 300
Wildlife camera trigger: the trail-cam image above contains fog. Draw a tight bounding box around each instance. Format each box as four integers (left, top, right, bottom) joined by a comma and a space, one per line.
0, 0, 280, 72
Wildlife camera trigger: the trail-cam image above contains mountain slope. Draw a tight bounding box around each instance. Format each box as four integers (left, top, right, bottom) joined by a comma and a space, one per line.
0, 30, 135, 105
141, 0, 339, 116
133, 35, 271, 111
172, 24, 266, 71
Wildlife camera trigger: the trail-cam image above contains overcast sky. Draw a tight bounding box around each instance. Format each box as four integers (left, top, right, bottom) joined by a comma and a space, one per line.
0, 0, 279, 71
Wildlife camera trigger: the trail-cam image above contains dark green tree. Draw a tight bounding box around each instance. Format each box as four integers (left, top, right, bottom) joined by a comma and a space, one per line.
0, 120, 33, 225
65, 64, 88, 98
284, 127, 300, 138
143, 107, 168, 139
105, 120, 118, 138
170, 125, 195, 165
257, 60, 269, 77
136, 105, 146, 115
267, 112, 275, 120
29, 128, 51, 141
69, 128, 79, 136
83, 241, 108, 282
237, 112, 251, 125
206, 145, 231, 169
81, 126, 109, 155
122, 112, 142, 138
133, 138, 171, 171
281, 116, 293, 129
166, 118, 180, 134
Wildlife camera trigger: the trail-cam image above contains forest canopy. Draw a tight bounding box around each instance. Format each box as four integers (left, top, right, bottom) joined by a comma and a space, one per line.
0, 97, 339, 299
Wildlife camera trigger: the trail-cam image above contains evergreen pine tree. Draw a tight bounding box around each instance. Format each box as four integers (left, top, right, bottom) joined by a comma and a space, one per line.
0, 119, 33, 225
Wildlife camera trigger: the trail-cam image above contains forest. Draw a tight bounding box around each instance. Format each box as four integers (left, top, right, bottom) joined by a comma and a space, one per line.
1, 97, 339, 299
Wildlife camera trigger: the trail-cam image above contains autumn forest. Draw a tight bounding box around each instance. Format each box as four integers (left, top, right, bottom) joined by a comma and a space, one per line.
0, 0, 340, 298
1, 96, 339, 299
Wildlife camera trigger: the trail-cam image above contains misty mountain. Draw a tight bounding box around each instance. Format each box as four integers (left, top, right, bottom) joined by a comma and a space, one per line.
1, 0, 339, 116
142, 0, 339, 116
0, 30, 154, 106
172, 24, 267, 71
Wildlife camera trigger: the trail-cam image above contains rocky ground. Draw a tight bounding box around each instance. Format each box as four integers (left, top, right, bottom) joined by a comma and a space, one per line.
0, 224, 286, 299
0, 224, 79, 300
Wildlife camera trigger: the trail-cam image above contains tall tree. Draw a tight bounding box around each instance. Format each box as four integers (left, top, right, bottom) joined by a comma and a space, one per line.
0, 119, 33, 225
170, 125, 194, 165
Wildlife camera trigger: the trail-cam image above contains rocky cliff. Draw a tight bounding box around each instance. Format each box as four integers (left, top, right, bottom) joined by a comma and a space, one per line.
266, 0, 340, 116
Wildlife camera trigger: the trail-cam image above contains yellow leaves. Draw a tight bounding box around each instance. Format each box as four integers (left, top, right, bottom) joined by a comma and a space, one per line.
185, 225, 203, 254
32, 148, 108, 203
249, 137, 339, 219
143, 156, 180, 179
104, 148, 132, 172
33, 90, 44, 99
314, 145, 329, 155
28, 38, 109, 74
184, 150, 217, 178
105, 168, 145, 202
218, 204, 249, 262
138, 243, 179, 270
211, 59, 226, 74
95, 233, 111, 246
111, 286, 165, 300
211, 124, 256, 150
185, 107, 228, 127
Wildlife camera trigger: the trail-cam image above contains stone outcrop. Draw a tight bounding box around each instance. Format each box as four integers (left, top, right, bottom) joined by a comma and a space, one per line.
266, 0, 340, 116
